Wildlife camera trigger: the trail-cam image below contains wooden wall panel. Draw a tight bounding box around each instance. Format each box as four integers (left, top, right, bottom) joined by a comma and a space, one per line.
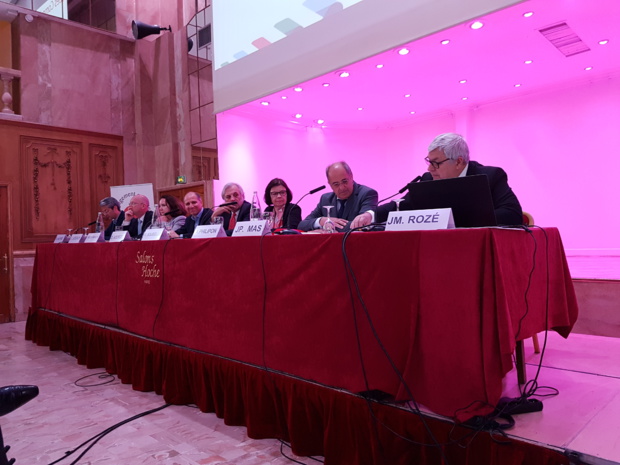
89, 144, 123, 211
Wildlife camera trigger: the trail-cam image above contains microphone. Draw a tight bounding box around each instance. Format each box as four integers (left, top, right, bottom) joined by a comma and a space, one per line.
87, 220, 97, 226
398, 175, 422, 194
283, 185, 326, 229
217, 201, 238, 207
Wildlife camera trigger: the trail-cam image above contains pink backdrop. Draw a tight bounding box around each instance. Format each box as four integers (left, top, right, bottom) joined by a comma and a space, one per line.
216, 75, 620, 255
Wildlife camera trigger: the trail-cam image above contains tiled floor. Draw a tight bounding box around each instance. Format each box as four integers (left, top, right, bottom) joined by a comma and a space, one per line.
1, 322, 619, 464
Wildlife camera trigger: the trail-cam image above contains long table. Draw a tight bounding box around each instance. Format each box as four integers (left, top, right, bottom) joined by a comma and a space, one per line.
28, 228, 577, 424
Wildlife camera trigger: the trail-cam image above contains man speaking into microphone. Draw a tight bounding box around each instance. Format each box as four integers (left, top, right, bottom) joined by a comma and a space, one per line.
210, 182, 251, 234
298, 161, 378, 232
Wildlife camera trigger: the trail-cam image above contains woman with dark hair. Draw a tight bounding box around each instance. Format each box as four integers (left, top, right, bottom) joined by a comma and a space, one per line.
263, 178, 302, 230
157, 194, 187, 232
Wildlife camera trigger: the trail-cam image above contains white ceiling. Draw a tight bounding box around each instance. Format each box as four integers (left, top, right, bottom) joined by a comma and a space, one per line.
228, 0, 620, 129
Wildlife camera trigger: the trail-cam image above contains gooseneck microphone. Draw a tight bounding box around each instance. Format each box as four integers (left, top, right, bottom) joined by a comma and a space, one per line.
283, 185, 326, 229
398, 175, 422, 194
217, 201, 238, 208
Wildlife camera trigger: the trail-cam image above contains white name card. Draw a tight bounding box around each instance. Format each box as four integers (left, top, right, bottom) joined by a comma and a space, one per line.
142, 228, 169, 241
84, 232, 105, 243
54, 234, 69, 243
68, 233, 86, 243
232, 220, 269, 237
386, 208, 455, 231
192, 225, 227, 239
110, 230, 132, 242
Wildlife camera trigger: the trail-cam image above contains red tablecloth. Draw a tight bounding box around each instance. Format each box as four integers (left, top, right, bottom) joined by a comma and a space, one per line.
30, 228, 578, 421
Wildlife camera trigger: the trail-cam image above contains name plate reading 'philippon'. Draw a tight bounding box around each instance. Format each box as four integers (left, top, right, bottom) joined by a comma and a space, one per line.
386, 208, 455, 231
142, 228, 169, 241
54, 234, 69, 243
110, 230, 132, 242
84, 232, 105, 243
232, 220, 269, 237
192, 225, 227, 239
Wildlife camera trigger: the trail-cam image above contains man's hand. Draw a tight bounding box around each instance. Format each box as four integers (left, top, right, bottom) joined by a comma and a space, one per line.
124, 208, 135, 222
211, 205, 235, 218
319, 216, 349, 230
350, 212, 372, 229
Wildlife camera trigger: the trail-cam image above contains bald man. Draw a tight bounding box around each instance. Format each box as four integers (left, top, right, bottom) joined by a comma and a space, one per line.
122, 194, 153, 239
297, 161, 378, 232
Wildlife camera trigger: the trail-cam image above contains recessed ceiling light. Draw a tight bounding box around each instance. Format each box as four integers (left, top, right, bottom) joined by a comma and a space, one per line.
357, 107, 363, 111
376, 64, 384, 69
339, 71, 350, 78
523, 12, 534, 18
459, 79, 467, 84
409, 111, 416, 115
260, 101, 269, 106
281, 96, 287, 99
295, 114, 302, 118
440, 39, 450, 45
585, 66, 593, 71
316, 119, 325, 124
514, 84, 521, 87
470, 21, 484, 30
322, 83, 330, 87
598, 39, 609, 45
398, 48, 409, 55
404, 94, 411, 98
294, 87, 303, 92
462, 97, 468, 101
524, 60, 533, 64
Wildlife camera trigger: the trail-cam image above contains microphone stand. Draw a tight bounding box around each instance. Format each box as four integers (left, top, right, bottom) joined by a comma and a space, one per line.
283, 185, 325, 229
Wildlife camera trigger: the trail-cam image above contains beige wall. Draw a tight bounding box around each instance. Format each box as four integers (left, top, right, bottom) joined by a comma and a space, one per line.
0, 21, 11, 67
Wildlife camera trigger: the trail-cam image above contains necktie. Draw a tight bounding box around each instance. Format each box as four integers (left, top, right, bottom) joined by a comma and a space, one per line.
138, 219, 143, 235
229, 212, 236, 230
337, 199, 347, 218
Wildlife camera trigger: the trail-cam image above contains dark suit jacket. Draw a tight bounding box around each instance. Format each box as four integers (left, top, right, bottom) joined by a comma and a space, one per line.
377, 161, 523, 226
175, 208, 214, 238
222, 201, 251, 233
104, 210, 125, 241
298, 182, 378, 231
124, 211, 154, 239
265, 203, 302, 229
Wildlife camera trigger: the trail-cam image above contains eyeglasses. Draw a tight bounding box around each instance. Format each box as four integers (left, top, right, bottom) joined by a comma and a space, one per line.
129, 201, 144, 206
424, 157, 452, 169
270, 190, 287, 197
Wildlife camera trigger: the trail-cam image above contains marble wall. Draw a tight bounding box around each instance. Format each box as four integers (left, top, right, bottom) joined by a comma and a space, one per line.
13, 253, 34, 322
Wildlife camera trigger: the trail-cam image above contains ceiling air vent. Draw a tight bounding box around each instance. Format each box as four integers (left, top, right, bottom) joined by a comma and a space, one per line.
539, 22, 590, 57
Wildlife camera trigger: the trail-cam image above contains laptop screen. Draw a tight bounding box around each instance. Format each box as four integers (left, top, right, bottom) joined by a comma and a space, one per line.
403, 175, 497, 228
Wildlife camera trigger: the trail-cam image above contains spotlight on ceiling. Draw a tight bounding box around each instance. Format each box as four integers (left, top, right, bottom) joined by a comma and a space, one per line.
131, 20, 172, 40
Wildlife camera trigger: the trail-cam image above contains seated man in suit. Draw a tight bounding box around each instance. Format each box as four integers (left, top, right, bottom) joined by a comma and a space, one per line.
99, 196, 124, 240
298, 161, 378, 232
377, 133, 522, 225
210, 182, 251, 234
169, 191, 212, 238
121, 194, 153, 239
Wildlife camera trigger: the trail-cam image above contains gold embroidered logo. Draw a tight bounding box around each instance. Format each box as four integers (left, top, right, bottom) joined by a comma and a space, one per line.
136, 251, 160, 283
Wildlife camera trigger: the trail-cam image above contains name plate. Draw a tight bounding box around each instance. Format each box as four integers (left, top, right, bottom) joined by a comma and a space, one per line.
84, 232, 105, 243
192, 225, 227, 239
232, 220, 269, 237
386, 208, 455, 231
142, 228, 169, 241
110, 230, 132, 242
68, 233, 86, 243
54, 234, 69, 243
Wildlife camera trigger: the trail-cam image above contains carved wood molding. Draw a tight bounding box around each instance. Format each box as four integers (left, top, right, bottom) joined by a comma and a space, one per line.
32, 146, 73, 220
91, 144, 118, 185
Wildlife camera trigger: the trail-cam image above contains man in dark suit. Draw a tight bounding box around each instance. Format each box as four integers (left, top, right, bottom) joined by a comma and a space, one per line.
122, 194, 153, 239
210, 182, 251, 234
171, 191, 213, 238
99, 196, 124, 240
298, 161, 378, 232
377, 133, 522, 225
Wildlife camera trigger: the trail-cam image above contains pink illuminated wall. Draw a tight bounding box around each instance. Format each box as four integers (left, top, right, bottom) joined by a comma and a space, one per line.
217, 75, 620, 255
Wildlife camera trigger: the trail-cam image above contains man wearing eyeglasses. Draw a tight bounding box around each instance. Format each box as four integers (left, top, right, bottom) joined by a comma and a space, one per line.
122, 194, 154, 239
298, 161, 378, 232
377, 133, 522, 225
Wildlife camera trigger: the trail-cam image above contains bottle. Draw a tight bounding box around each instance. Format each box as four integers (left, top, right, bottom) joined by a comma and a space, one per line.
95, 212, 104, 233
250, 191, 261, 221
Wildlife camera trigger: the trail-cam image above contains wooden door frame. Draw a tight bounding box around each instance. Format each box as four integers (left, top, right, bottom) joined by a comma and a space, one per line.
0, 183, 15, 322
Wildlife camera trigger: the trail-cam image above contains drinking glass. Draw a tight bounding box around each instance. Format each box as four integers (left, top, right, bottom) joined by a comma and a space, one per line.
66, 228, 74, 236
82, 227, 90, 235
211, 216, 223, 226
250, 206, 261, 221
394, 199, 405, 212
322, 206, 335, 233
262, 211, 275, 231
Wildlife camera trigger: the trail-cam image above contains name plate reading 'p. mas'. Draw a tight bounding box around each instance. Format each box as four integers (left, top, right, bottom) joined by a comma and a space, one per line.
84, 232, 105, 243
142, 228, 169, 241
232, 220, 269, 237
54, 234, 69, 243
386, 208, 455, 231
192, 225, 227, 239
110, 230, 132, 242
